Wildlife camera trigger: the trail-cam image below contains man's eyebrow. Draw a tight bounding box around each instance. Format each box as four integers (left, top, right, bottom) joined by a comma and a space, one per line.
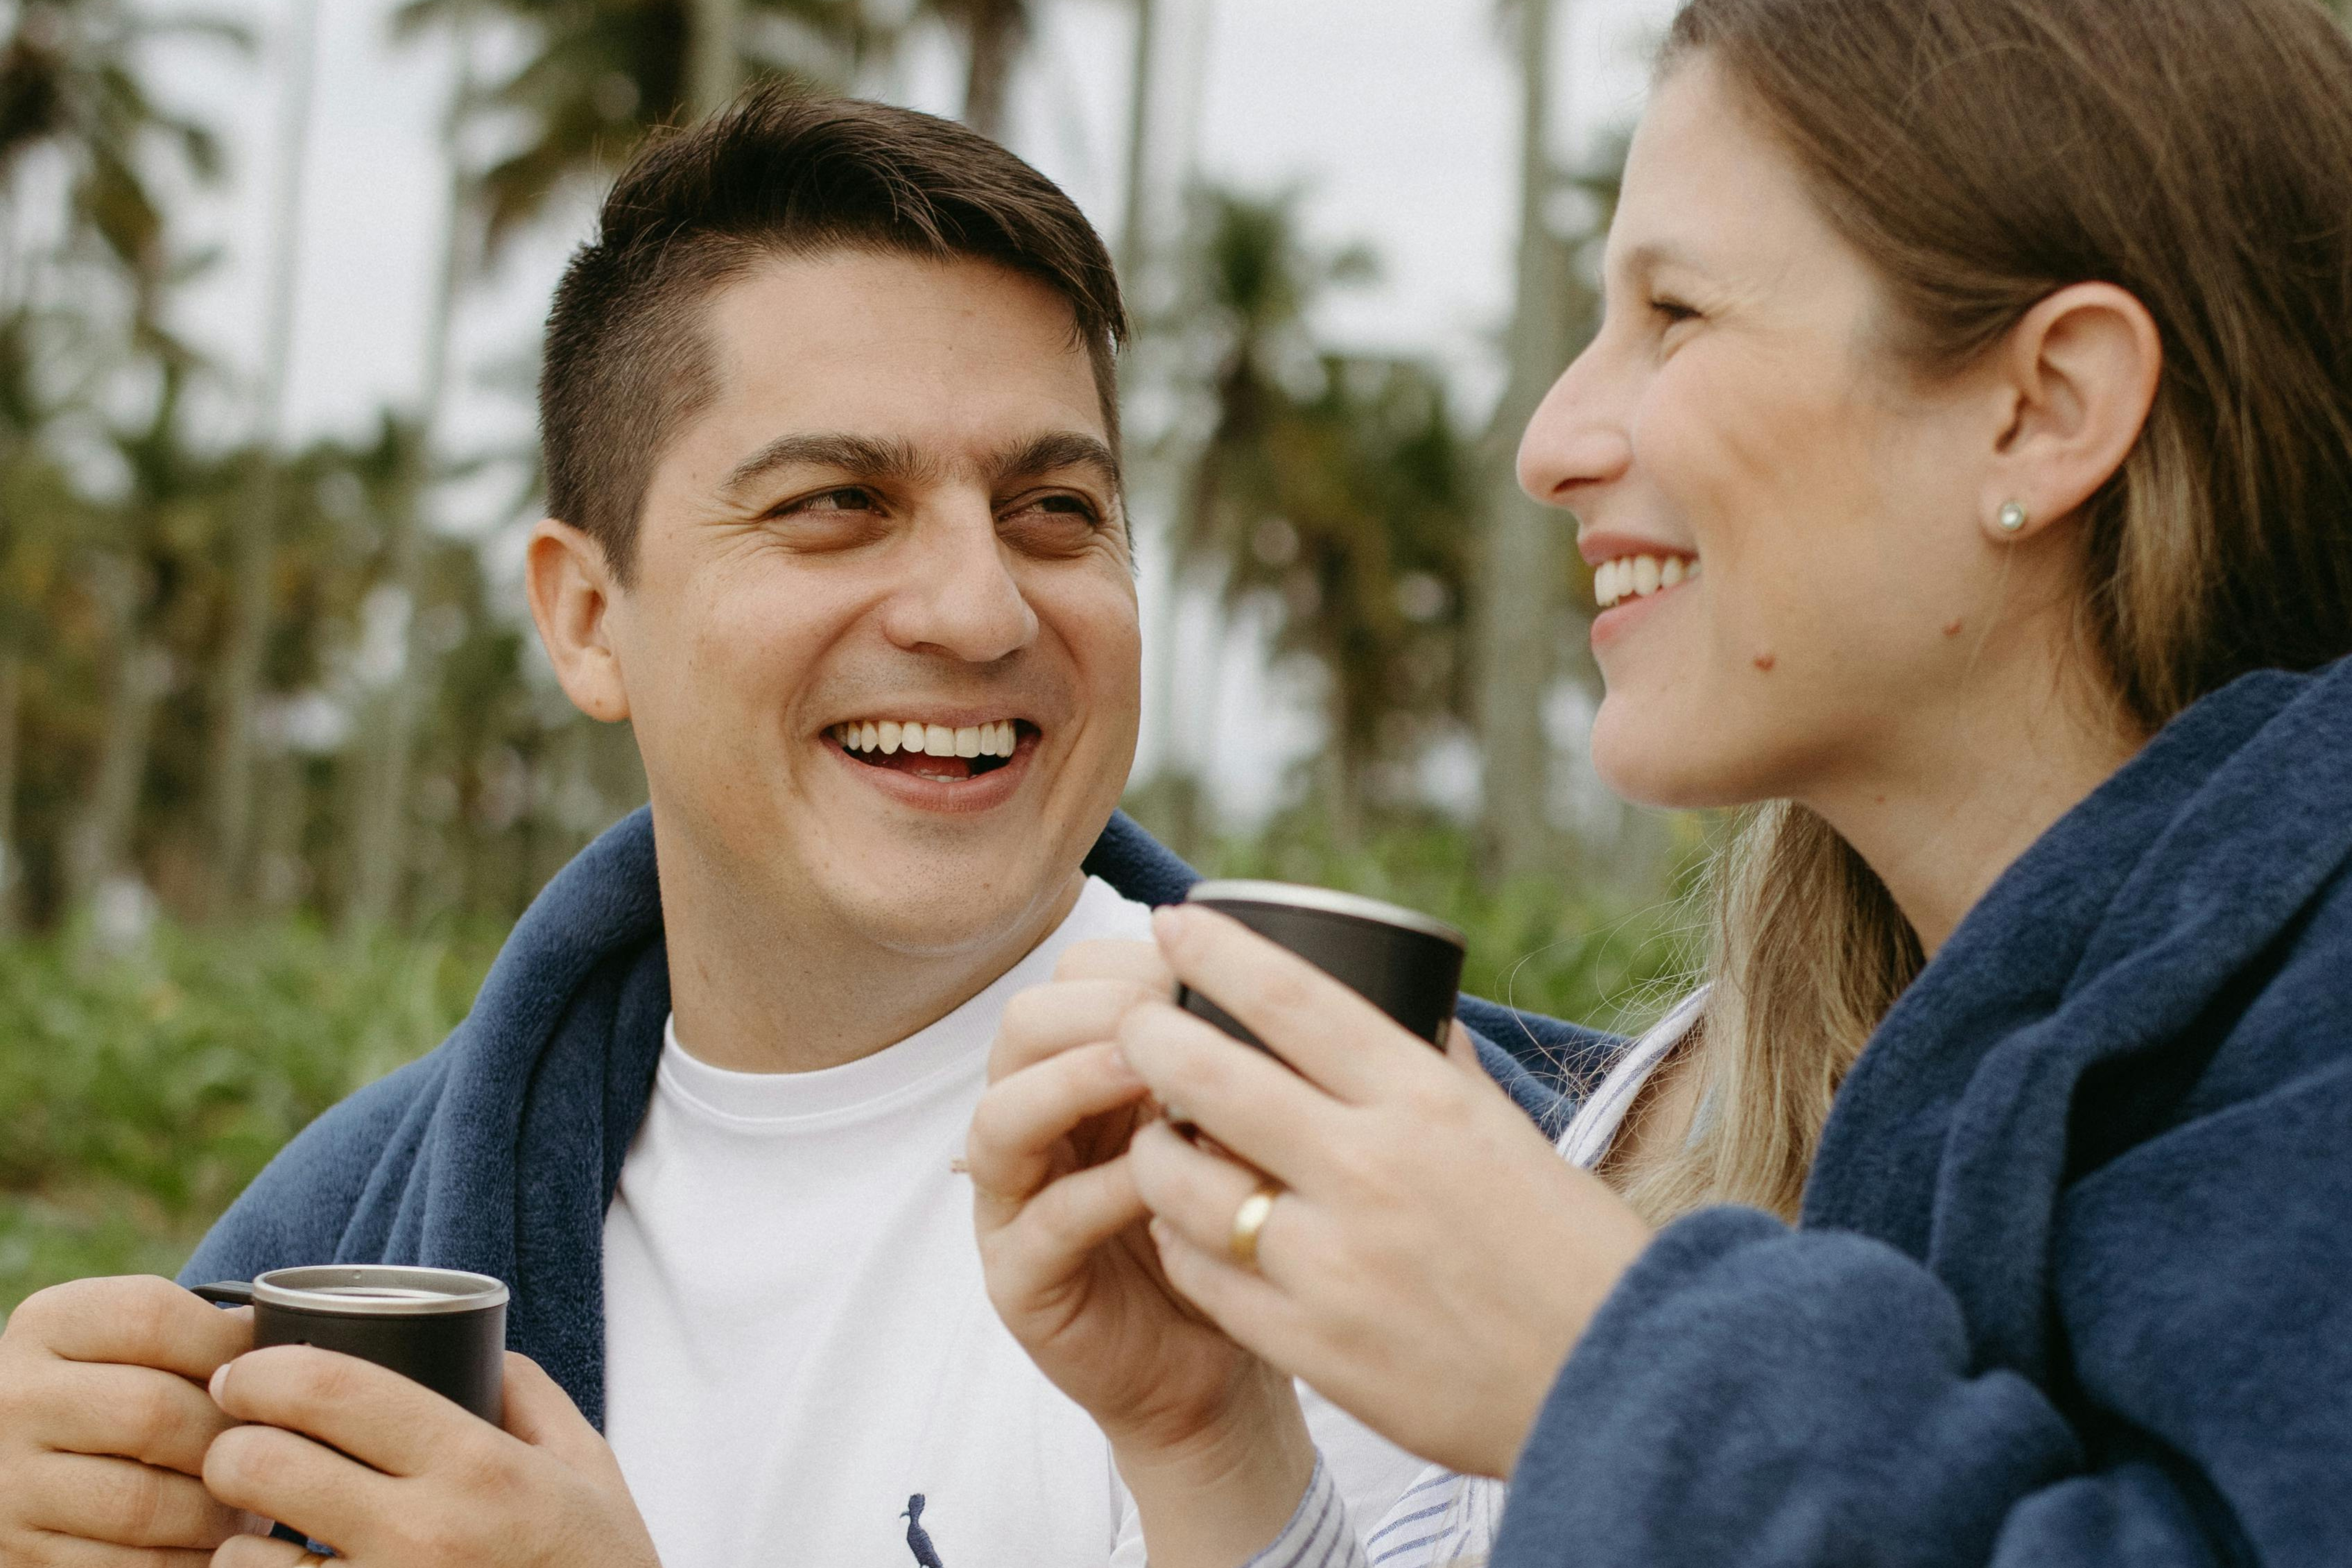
720, 432, 932, 498
988, 431, 1123, 492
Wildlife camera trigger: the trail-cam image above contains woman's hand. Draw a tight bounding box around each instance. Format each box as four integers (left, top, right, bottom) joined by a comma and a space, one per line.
968, 938, 1315, 1567
1119, 905, 1658, 1481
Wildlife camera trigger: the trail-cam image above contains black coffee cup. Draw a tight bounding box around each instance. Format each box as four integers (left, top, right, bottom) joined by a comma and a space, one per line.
1176, 880, 1468, 1053
194, 1265, 508, 1426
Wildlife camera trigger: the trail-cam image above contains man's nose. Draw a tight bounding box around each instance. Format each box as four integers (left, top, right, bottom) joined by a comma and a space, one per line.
880, 502, 1040, 663
1517, 340, 1633, 508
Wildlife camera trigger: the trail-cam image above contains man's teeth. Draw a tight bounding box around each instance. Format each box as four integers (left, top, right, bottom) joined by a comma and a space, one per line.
1593, 554, 1698, 610
831, 720, 1020, 758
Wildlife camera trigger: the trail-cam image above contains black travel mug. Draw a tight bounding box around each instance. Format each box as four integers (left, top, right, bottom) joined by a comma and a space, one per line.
1175, 879, 1468, 1052
194, 1265, 509, 1426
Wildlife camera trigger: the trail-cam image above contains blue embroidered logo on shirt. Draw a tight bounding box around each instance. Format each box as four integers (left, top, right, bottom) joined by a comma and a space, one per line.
900, 1494, 946, 1567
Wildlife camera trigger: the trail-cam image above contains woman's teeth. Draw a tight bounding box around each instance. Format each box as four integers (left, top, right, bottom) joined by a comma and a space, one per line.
1593, 553, 1698, 610
831, 720, 1020, 759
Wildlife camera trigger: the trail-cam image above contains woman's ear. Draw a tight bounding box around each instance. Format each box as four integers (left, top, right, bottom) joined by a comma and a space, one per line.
1981, 281, 2162, 542
525, 519, 631, 723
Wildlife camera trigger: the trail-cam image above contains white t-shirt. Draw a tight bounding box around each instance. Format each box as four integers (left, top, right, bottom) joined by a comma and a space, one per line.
602, 876, 1425, 1568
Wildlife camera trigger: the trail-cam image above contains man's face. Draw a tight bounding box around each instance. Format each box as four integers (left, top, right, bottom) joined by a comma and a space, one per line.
602, 251, 1140, 960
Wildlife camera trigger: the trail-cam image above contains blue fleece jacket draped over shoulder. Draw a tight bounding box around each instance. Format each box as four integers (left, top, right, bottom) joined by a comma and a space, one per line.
180, 812, 1597, 1430
1493, 657, 2352, 1568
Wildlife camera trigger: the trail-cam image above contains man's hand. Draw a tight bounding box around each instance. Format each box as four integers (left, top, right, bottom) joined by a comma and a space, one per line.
203, 1346, 660, 1568
0, 1274, 257, 1566
969, 938, 1316, 1568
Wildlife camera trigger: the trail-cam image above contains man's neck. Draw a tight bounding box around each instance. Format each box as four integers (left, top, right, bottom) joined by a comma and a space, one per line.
657, 850, 1089, 1075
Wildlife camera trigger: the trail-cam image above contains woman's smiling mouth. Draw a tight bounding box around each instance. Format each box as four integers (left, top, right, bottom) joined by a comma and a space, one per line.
1592, 552, 1701, 609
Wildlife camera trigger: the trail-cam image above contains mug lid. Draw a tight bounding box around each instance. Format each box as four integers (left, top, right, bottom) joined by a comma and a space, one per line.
252, 1266, 509, 1317
1184, 880, 1467, 950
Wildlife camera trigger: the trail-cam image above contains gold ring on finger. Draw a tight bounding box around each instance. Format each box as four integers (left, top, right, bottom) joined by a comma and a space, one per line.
1228, 1180, 1283, 1270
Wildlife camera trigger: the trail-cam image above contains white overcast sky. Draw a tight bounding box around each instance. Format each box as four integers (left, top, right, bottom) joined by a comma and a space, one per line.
144, 0, 1679, 820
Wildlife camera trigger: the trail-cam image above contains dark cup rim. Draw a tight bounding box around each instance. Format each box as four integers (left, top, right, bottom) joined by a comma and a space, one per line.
252, 1265, 509, 1318
1184, 879, 1468, 951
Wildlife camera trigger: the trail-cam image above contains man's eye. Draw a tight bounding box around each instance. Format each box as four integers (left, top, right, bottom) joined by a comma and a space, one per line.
783, 487, 878, 515
1006, 493, 1101, 527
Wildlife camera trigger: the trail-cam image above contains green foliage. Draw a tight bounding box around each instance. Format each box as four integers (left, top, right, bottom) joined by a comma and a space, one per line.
0, 920, 497, 1316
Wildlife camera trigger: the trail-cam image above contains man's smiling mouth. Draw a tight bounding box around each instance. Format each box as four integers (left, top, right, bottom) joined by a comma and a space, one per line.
829, 719, 1033, 782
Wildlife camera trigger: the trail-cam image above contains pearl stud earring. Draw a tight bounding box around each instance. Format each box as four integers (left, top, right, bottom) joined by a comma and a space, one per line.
1998, 502, 2029, 535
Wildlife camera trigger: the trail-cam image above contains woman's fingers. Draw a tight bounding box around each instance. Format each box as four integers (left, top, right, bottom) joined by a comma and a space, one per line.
1151, 907, 1441, 1102
968, 1042, 1150, 1227
1126, 1118, 1308, 1284
1112, 1003, 1345, 1190
990, 980, 1161, 1084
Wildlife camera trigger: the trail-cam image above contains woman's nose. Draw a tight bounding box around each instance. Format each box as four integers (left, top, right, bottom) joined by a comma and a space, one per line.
882, 505, 1040, 663
1516, 347, 1633, 508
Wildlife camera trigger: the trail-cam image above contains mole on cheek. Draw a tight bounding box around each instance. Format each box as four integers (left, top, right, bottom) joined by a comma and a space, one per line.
1752, 653, 1777, 672
1943, 619, 1965, 637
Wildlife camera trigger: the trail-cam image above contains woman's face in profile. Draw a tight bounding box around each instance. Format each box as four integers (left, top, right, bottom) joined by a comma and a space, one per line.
1521, 59, 2011, 814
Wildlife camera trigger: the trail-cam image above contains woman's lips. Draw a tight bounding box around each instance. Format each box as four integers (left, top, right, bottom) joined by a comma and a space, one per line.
1590, 575, 1696, 651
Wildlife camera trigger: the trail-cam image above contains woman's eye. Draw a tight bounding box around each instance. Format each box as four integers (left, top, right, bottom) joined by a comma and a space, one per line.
1650, 296, 1701, 327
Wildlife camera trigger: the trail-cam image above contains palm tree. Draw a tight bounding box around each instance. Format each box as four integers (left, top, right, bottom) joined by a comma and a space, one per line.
1163, 187, 1474, 843
1243, 352, 1472, 842
927, 0, 1027, 140
206, 0, 321, 919
64, 353, 239, 918
0, 0, 238, 918
394, 0, 887, 259
0, 1, 238, 301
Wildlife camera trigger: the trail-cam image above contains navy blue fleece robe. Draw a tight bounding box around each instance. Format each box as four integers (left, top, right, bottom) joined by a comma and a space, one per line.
179, 811, 1596, 1430
1494, 657, 2352, 1568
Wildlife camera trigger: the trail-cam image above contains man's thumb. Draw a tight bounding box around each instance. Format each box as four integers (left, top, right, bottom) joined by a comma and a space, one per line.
499, 1352, 601, 1459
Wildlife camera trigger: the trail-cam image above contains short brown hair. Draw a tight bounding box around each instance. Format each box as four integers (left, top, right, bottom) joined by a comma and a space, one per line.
539, 87, 1128, 583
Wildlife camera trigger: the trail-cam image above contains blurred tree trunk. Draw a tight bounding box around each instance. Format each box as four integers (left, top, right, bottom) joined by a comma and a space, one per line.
1473, 0, 1577, 885
67, 558, 166, 912
1117, 0, 1158, 285
347, 2, 475, 931
686, 0, 744, 118
252, 745, 307, 914
206, 0, 321, 919
955, 0, 1026, 140
0, 642, 20, 931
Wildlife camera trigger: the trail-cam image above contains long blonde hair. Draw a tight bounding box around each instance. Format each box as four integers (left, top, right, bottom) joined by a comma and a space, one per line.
1618, 0, 2352, 1225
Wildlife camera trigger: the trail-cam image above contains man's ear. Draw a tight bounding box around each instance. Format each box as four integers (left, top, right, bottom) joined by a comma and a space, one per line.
525, 518, 631, 723
1980, 281, 2162, 542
